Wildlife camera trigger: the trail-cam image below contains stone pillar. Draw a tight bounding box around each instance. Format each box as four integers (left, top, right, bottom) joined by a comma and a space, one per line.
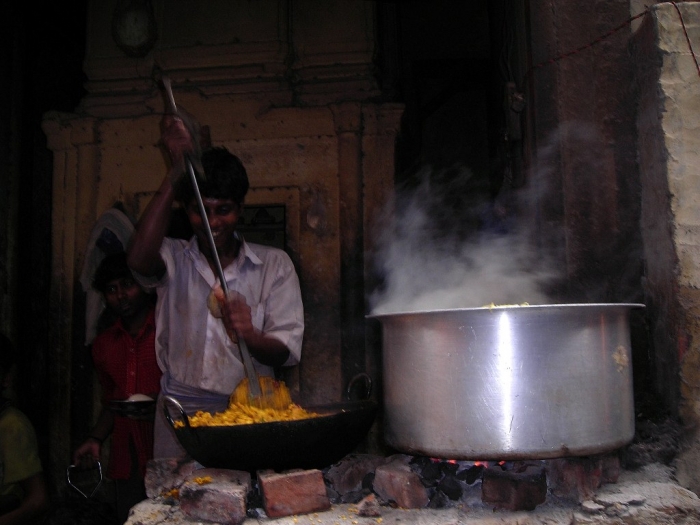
360, 103, 403, 454
331, 102, 404, 397
42, 112, 101, 491
331, 103, 365, 389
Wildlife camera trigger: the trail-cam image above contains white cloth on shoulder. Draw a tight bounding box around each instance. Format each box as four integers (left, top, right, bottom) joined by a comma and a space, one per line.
80, 206, 134, 345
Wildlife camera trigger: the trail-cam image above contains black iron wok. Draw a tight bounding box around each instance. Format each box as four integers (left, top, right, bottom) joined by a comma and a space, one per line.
163, 378, 377, 472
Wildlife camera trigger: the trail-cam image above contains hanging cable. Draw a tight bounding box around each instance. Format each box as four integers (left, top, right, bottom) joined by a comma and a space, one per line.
670, 2, 700, 77
522, 5, 700, 83
521, 9, 649, 85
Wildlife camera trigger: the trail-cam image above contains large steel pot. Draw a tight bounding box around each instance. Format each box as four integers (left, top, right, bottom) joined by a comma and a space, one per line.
369, 303, 644, 460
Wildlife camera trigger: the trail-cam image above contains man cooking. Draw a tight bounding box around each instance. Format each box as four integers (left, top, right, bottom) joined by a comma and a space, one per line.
127, 111, 304, 458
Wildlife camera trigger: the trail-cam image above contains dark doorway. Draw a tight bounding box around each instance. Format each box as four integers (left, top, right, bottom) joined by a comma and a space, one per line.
375, 0, 529, 243
379, 1, 527, 183
2, 1, 88, 485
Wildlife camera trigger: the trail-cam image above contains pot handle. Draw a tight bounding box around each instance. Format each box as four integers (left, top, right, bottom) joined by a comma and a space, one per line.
163, 395, 191, 430
346, 372, 372, 401
66, 460, 103, 499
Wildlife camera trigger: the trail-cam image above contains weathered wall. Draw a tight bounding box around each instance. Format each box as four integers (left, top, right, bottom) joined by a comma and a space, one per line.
523, 1, 649, 431
526, 0, 643, 304
632, 2, 700, 494
42, 0, 402, 490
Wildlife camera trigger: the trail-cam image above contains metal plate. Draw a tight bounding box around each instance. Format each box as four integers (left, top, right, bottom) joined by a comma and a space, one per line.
108, 399, 156, 420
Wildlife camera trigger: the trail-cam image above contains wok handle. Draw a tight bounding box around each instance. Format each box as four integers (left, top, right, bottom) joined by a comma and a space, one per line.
346, 372, 372, 401
163, 395, 191, 430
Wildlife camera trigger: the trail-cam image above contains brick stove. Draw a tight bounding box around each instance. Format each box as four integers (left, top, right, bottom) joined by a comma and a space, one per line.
123, 416, 700, 525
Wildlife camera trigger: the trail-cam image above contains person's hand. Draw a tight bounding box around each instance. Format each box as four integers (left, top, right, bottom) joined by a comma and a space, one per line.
161, 114, 194, 183
221, 291, 258, 344
211, 286, 291, 368
72, 439, 101, 468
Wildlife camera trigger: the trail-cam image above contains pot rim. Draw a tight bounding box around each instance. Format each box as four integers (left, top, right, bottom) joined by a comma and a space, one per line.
367, 302, 645, 318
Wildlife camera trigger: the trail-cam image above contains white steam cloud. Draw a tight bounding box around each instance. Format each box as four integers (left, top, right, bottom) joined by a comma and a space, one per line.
368, 165, 560, 314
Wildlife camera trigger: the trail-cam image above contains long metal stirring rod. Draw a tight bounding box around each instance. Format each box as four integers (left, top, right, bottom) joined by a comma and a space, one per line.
162, 77, 262, 398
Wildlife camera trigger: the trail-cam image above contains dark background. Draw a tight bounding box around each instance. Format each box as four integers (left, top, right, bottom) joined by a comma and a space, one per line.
2, 3, 88, 467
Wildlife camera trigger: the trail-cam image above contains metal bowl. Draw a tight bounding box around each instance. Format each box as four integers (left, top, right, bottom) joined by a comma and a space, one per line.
163, 396, 377, 472
108, 399, 156, 420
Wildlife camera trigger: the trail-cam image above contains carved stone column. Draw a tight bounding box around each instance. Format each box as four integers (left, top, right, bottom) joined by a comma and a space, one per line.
42, 112, 101, 490
331, 102, 365, 390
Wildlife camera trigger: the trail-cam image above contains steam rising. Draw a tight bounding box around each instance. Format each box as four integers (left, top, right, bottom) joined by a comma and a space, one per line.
368, 165, 559, 314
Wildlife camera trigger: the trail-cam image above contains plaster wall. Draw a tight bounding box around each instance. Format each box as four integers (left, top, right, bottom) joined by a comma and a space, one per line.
633, 2, 700, 494
522, 0, 644, 316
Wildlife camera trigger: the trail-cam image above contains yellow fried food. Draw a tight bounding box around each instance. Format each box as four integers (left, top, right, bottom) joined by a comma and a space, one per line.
162, 488, 179, 499
484, 302, 530, 310
173, 376, 319, 428
230, 377, 292, 410
174, 402, 318, 428
193, 476, 212, 485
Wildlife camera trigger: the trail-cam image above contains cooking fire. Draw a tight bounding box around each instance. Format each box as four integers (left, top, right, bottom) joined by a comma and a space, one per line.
119, 417, 700, 525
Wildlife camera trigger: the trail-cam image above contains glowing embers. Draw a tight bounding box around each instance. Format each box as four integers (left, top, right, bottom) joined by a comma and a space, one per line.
412, 457, 525, 509
413, 457, 547, 511
408, 454, 622, 511
410, 457, 484, 508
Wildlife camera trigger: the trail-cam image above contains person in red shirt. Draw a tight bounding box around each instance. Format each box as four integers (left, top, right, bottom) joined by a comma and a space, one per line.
72, 252, 161, 523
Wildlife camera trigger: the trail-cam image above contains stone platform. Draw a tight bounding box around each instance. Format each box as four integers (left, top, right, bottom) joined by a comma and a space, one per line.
126, 463, 700, 525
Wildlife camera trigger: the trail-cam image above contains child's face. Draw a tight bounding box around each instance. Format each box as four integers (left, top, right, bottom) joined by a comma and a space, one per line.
186, 197, 242, 257
103, 276, 150, 320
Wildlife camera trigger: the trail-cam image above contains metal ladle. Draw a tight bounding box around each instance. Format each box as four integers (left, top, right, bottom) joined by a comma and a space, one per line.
161, 77, 262, 399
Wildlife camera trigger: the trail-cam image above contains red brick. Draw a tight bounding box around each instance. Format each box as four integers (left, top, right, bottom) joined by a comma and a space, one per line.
546, 457, 603, 502
601, 454, 621, 484
179, 480, 247, 525
372, 459, 429, 509
324, 454, 388, 494
481, 463, 547, 511
357, 493, 382, 517
259, 469, 331, 518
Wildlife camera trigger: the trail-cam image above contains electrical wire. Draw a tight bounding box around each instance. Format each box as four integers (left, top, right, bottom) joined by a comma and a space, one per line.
522, 4, 700, 83
670, 2, 700, 77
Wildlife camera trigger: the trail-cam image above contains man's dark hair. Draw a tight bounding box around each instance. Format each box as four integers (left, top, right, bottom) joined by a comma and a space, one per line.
0, 333, 16, 381
92, 252, 132, 292
175, 147, 249, 206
